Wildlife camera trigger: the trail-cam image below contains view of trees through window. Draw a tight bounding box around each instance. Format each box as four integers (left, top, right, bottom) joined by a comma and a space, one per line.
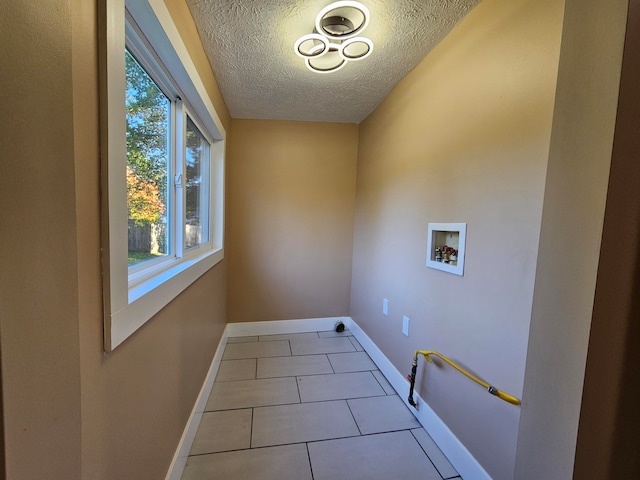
125, 49, 170, 266
185, 118, 210, 249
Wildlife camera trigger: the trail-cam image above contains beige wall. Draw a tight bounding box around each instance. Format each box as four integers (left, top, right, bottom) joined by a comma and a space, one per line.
350, 0, 565, 478
227, 120, 358, 323
515, 0, 629, 478
0, 1, 82, 478
1, 0, 230, 478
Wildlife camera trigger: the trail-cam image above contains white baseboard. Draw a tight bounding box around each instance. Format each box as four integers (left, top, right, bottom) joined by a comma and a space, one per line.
226, 316, 350, 337
166, 315, 489, 480
347, 318, 491, 480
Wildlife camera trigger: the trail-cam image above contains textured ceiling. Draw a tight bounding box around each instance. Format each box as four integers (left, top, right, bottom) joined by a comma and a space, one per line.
185, 0, 481, 124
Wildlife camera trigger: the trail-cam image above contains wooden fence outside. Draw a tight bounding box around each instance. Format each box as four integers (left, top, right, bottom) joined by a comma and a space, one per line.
128, 220, 167, 253
128, 220, 202, 252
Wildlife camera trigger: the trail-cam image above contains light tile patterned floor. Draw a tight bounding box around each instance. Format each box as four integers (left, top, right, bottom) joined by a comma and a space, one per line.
182, 329, 462, 480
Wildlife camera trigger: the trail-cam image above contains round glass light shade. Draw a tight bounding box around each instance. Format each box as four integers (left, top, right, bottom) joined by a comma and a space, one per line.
315, 1, 370, 40
339, 37, 373, 60
305, 44, 346, 73
294, 33, 329, 58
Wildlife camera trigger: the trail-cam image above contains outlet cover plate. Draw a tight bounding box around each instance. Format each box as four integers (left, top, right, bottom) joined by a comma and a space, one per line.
402, 316, 410, 336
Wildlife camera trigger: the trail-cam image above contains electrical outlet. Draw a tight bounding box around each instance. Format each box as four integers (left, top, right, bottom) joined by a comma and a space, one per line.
402, 315, 410, 336
383, 298, 389, 316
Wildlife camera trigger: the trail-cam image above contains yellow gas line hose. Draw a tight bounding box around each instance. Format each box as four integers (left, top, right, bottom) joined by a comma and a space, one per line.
407, 349, 521, 407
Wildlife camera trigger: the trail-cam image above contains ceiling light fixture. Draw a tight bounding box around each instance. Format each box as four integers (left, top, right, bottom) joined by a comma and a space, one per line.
294, 1, 373, 74
306, 44, 347, 74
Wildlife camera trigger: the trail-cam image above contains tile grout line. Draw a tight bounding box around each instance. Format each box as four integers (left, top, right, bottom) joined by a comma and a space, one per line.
249, 406, 254, 449
223, 353, 294, 361
306, 443, 316, 480
327, 353, 335, 374
371, 369, 391, 394
250, 433, 363, 451
410, 428, 446, 480
186, 442, 316, 458
344, 399, 364, 437
295, 366, 303, 404
186, 428, 436, 461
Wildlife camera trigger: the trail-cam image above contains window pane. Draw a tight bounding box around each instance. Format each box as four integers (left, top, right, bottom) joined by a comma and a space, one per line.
125, 49, 171, 267
185, 117, 210, 249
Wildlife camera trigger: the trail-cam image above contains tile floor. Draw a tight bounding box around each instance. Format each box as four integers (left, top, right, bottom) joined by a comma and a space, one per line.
182, 329, 462, 480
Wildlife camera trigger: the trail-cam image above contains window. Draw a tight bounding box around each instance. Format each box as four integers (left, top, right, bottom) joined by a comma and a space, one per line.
101, 0, 226, 351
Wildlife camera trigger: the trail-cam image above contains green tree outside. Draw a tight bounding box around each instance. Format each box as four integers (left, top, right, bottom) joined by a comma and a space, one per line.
125, 49, 169, 225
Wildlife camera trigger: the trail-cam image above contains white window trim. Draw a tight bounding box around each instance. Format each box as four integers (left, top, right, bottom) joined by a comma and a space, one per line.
100, 0, 226, 351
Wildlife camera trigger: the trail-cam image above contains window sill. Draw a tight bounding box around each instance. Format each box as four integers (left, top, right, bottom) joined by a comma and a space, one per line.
109, 247, 224, 349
